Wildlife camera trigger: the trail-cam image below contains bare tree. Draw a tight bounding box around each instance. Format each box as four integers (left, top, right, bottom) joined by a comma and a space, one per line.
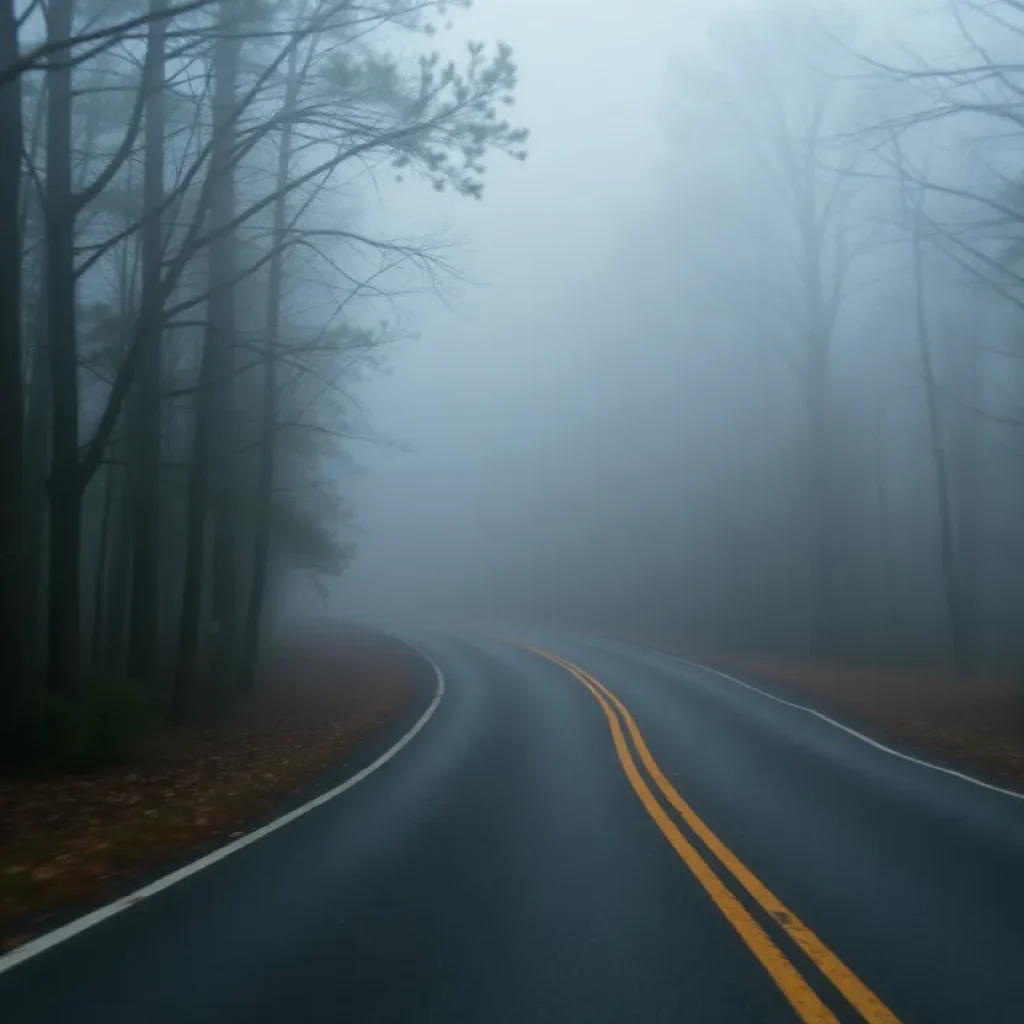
0, 0, 525, 733
860, 0, 1024, 675
667, 2, 869, 655
237, 30, 303, 694
174, 0, 243, 717
127, 0, 168, 685
44, 0, 82, 693
0, 0, 23, 718
894, 142, 970, 677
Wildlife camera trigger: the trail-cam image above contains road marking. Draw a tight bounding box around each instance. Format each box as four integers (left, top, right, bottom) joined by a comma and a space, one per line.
0, 643, 446, 977
631, 645, 1024, 804
576, 658, 901, 1024
521, 642, 902, 1024
519, 644, 838, 1023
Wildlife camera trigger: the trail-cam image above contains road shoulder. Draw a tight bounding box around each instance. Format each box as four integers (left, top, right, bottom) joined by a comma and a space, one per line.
0, 625, 437, 954
613, 635, 1024, 796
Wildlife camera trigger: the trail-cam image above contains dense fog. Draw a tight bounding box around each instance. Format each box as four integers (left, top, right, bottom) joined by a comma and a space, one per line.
335, 0, 1024, 675
7, 0, 1024, 711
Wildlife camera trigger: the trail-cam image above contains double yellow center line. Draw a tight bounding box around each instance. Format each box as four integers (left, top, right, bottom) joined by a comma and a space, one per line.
521, 642, 901, 1024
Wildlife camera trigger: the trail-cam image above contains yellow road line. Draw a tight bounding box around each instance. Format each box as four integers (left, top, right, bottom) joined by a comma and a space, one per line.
520, 642, 902, 1024
575, 659, 901, 1024
521, 644, 840, 1024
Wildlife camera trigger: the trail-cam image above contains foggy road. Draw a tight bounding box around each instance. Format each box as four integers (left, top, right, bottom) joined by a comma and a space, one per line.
3, 631, 1024, 1023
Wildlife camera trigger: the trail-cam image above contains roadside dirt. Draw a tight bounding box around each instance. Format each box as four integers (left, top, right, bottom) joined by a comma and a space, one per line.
0, 625, 425, 950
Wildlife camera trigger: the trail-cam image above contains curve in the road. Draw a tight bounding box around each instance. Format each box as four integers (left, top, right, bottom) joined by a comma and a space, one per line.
5, 628, 1022, 1023
517, 640, 902, 1024
0, 642, 445, 977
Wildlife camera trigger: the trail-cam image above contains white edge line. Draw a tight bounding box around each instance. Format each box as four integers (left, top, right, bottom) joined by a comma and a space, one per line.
621, 642, 1024, 804
0, 641, 446, 976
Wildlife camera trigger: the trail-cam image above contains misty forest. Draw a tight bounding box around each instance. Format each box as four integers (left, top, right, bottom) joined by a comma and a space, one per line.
9, 2, 1024, 1017
5, 0, 1024, 754
393, 0, 1024, 690
0, 0, 525, 749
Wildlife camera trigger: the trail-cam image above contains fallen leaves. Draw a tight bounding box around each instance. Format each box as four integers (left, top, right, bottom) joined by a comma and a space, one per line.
652, 640, 1024, 790
0, 627, 422, 950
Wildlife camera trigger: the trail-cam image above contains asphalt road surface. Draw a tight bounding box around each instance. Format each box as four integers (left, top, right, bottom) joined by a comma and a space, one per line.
3, 629, 1024, 1023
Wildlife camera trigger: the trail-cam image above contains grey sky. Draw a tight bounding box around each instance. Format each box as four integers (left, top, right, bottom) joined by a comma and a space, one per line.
337, 0, 906, 615
340, 0, 725, 608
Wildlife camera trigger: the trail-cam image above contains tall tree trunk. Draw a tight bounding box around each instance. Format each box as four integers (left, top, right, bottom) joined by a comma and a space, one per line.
208, 6, 241, 689
0, 0, 24, 715
173, 3, 239, 719
90, 468, 114, 664
795, 156, 837, 660
103, 460, 132, 670
102, 192, 139, 672
800, 225, 835, 660
948, 303, 983, 667
873, 394, 898, 657
805, 342, 833, 658
172, 333, 214, 720
910, 225, 969, 679
127, 0, 167, 685
23, 314, 51, 656
239, 42, 300, 693
45, 0, 82, 693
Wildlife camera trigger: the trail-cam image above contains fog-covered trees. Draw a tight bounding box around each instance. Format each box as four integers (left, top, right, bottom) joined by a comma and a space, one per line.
0, 0, 23, 724
533, 0, 1024, 679
665, 5, 872, 657
0, 0, 526, 726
